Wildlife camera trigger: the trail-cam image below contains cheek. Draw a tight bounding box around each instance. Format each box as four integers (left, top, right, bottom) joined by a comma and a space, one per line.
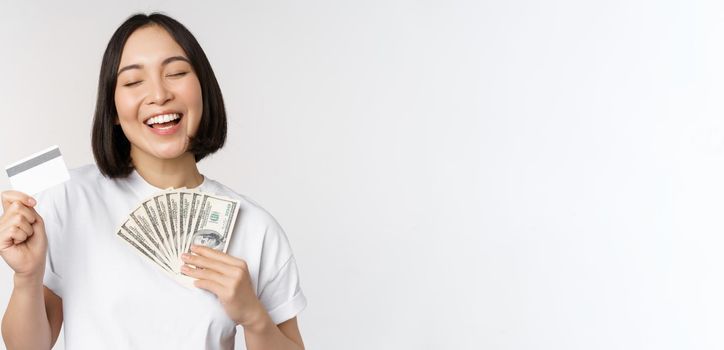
181, 82, 203, 135
114, 90, 141, 122
186, 114, 202, 138
189, 100, 203, 135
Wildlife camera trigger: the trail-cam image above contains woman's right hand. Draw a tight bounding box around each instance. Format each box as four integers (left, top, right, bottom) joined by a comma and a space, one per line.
0, 191, 47, 283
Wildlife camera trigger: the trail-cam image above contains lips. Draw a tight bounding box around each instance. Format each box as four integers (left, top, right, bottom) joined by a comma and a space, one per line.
144, 113, 181, 127
145, 112, 182, 127
143, 112, 184, 135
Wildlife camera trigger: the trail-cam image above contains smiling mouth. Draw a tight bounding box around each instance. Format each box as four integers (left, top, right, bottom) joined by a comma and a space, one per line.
145, 113, 183, 130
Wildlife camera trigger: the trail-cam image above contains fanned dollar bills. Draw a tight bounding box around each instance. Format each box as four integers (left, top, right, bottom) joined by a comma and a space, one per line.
115, 188, 241, 287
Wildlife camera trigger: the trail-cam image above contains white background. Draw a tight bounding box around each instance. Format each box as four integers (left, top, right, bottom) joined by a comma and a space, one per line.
0, 0, 720, 349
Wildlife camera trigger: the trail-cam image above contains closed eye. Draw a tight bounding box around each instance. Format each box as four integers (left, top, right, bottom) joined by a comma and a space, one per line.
123, 81, 142, 87
167, 72, 188, 78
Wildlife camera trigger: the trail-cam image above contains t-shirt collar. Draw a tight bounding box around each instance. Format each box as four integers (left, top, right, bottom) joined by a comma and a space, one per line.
127, 168, 207, 195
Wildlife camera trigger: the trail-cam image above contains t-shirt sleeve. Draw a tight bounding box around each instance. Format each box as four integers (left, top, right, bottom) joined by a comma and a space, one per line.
256, 216, 307, 325
34, 188, 64, 297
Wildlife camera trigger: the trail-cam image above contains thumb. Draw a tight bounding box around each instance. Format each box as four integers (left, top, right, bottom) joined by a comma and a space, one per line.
1, 191, 36, 212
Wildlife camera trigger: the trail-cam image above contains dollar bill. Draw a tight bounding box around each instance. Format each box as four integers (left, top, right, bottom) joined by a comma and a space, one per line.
116, 188, 241, 287
152, 194, 175, 259
116, 226, 173, 274
142, 199, 176, 270
178, 190, 193, 259
183, 191, 204, 255
183, 193, 239, 255
165, 191, 181, 265
129, 205, 174, 268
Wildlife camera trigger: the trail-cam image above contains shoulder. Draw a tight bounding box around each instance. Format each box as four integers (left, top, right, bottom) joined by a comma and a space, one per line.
203, 179, 294, 257
68, 163, 104, 180
33, 163, 106, 226
67, 163, 108, 188
40, 163, 108, 196
204, 179, 283, 231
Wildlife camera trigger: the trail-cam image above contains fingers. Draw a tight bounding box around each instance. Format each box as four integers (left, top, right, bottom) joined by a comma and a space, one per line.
8, 226, 29, 245
0, 199, 43, 250
27, 214, 46, 251
190, 245, 244, 267
0, 219, 31, 247
3, 201, 37, 225
192, 278, 226, 297
1, 191, 36, 211
181, 264, 227, 284
181, 249, 251, 288
0, 204, 37, 237
181, 252, 238, 277
11, 219, 33, 237
1, 211, 35, 232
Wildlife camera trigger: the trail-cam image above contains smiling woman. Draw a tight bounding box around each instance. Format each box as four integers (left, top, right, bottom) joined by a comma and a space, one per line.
0, 13, 306, 350
113, 25, 204, 172
92, 14, 226, 180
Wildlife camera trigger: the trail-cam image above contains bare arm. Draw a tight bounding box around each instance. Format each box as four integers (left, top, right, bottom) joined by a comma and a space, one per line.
45, 287, 63, 347
244, 316, 304, 350
180, 246, 305, 350
0, 191, 62, 349
2, 283, 62, 350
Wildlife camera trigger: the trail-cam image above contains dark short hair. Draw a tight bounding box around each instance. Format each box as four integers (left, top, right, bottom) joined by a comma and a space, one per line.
91, 13, 227, 178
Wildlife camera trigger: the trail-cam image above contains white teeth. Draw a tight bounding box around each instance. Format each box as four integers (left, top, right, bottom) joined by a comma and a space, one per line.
145, 113, 180, 125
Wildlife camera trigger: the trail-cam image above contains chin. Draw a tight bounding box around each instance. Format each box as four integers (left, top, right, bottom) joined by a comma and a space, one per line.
156, 150, 189, 160
150, 145, 190, 160
131, 139, 191, 161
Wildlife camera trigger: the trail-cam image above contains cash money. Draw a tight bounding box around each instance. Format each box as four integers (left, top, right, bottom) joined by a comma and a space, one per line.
115, 188, 240, 286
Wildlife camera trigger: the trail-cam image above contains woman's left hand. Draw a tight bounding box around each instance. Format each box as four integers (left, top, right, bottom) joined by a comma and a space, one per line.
181, 245, 268, 328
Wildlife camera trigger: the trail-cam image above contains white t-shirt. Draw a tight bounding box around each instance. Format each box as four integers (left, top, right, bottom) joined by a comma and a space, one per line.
33, 164, 306, 349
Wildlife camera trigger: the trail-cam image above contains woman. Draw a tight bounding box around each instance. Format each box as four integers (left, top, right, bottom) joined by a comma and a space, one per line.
0, 13, 306, 349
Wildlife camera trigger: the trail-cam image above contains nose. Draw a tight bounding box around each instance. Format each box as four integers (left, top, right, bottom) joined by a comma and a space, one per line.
146, 77, 173, 105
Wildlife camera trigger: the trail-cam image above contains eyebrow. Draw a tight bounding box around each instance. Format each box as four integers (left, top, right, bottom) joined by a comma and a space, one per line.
117, 56, 191, 75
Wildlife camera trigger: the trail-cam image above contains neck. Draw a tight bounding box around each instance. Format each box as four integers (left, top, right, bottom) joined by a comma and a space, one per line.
130, 150, 203, 189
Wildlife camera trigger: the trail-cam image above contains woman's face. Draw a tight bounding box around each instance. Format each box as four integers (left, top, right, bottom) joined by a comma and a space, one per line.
114, 25, 203, 162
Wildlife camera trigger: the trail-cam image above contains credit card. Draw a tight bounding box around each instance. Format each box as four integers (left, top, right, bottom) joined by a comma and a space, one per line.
5, 145, 71, 195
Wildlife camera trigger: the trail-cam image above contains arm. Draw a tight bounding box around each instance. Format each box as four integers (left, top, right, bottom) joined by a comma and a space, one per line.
0, 191, 63, 350
244, 316, 304, 350
180, 245, 305, 350
2, 284, 63, 350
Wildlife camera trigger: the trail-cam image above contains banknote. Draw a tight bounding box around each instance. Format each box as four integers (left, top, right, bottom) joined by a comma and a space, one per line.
129, 205, 174, 267
116, 224, 173, 273
115, 188, 240, 286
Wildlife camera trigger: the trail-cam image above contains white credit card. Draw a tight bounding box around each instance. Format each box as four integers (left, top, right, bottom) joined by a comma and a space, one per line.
5, 145, 71, 195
